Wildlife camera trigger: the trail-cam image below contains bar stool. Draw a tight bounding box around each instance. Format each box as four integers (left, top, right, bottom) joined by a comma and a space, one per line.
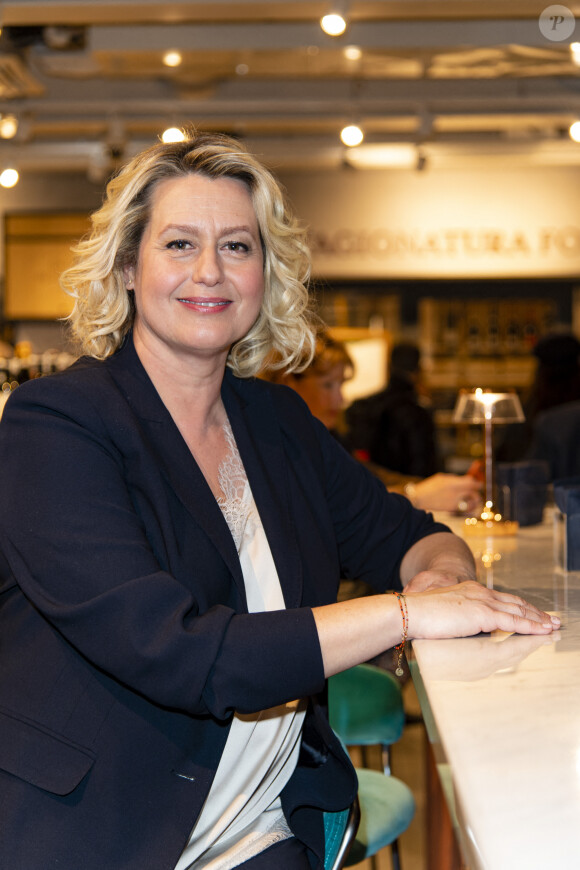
329, 662, 405, 775
347, 768, 415, 869
324, 796, 360, 870
328, 663, 413, 870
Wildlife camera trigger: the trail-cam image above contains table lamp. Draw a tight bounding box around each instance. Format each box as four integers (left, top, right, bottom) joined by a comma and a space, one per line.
452, 388, 525, 535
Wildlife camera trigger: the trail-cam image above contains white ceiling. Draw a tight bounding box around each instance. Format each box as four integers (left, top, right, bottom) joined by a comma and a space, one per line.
2, 0, 580, 178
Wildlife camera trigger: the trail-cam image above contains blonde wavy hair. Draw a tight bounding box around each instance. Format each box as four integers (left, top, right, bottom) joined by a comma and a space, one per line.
62, 130, 318, 376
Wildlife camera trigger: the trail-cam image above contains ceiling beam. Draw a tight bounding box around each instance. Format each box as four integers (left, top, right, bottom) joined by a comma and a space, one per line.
81, 19, 568, 52
4, 1, 578, 27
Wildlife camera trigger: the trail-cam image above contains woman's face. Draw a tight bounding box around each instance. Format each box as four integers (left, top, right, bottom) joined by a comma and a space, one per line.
127, 173, 264, 370
290, 363, 348, 430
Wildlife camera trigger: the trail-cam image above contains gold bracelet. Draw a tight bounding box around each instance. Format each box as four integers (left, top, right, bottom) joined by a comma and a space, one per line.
392, 591, 409, 677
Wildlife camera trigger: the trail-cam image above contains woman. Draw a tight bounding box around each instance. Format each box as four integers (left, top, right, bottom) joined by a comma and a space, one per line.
270, 331, 482, 514
0, 132, 558, 870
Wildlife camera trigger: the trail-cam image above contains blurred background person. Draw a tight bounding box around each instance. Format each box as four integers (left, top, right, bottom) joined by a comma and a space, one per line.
496, 332, 580, 463
345, 341, 439, 478
526, 398, 580, 479
263, 331, 482, 514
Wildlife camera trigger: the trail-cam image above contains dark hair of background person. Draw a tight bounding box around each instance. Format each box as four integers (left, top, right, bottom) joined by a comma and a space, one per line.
496, 332, 580, 463
344, 340, 439, 478
389, 342, 421, 377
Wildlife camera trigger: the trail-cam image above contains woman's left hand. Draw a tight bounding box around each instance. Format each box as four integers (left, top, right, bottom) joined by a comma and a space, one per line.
404, 568, 468, 593
406, 580, 560, 639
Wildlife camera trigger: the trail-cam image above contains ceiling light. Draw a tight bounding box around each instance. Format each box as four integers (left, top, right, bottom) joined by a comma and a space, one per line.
321, 13, 347, 36
163, 50, 182, 68
344, 143, 417, 169
571, 42, 580, 65
0, 168, 19, 188
340, 123, 364, 147
162, 126, 186, 143
0, 115, 18, 139
570, 121, 580, 142
343, 46, 362, 61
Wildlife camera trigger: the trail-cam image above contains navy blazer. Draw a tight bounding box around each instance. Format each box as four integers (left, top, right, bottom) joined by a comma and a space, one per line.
0, 336, 447, 869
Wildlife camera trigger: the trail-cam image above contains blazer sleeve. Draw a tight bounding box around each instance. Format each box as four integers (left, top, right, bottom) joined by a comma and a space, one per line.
272, 389, 450, 592
0, 375, 326, 721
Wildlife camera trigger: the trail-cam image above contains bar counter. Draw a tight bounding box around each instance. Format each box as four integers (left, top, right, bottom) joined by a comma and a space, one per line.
410, 510, 579, 870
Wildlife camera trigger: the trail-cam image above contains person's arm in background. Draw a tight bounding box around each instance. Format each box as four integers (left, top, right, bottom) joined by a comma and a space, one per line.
356, 459, 483, 514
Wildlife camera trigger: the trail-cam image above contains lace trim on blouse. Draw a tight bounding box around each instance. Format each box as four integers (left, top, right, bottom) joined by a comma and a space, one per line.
217, 422, 251, 551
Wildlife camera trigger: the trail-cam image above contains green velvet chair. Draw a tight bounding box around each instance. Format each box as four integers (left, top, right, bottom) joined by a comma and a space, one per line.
328, 663, 414, 870
347, 768, 415, 868
329, 662, 405, 775
324, 797, 361, 870
322, 770, 415, 870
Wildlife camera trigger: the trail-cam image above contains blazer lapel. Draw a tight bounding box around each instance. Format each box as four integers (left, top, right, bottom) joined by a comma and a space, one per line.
105, 340, 245, 596
222, 373, 304, 609
106, 337, 304, 609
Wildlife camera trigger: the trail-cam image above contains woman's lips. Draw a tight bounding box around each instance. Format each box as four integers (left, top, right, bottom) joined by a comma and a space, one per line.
177, 297, 232, 312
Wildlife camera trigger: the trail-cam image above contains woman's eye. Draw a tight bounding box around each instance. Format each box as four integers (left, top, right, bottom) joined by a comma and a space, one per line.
225, 241, 249, 253
167, 239, 190, 250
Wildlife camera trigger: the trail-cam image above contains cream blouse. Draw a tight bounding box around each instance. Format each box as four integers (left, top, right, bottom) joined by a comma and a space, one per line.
174, 424, 307, 870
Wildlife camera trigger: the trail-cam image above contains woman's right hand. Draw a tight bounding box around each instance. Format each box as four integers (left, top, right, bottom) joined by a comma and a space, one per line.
406, 580, 560, 640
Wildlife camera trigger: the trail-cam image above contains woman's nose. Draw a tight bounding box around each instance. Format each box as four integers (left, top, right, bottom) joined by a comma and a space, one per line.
192, 246, 223, 286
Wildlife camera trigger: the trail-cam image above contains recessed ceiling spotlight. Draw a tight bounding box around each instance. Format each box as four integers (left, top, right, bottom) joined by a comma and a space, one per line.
321, 13, 347, 36
163, 50, 182, 68
343, 46, 362, 61
162, 127, 186, 143
569, 120, 580, 142
0, 115, 18, 139
0, 168, 19, 188
340, 123, 364, 147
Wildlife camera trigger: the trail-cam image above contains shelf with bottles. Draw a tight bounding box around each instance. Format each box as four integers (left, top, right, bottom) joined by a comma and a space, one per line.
418, 295, 559, 410
0, 342, 77, 402
419, 296, 558, 360
314, 286, 401, 336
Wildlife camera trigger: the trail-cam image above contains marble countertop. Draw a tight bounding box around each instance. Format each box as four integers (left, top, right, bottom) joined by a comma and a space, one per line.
410, 510, 580, 870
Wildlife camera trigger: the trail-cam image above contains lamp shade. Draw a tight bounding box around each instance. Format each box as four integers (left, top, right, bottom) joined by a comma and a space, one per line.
452, 389, 525, 425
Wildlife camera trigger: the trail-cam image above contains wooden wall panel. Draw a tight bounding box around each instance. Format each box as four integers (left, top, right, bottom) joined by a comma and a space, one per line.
4, 213, 90, 320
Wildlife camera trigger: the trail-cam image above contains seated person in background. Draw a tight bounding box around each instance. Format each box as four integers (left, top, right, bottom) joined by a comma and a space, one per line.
345, 341, 439, 478
526, 398, 580, 480
264, 330, 482, 515
497, 332, 580, 462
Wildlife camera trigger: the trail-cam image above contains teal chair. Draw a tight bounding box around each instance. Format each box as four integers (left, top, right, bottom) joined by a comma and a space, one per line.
328, 664, 414, 870
324, 797, 360, 870
348, 768, 415, 868
329, 663, 405, 776
322, 772, 414, 870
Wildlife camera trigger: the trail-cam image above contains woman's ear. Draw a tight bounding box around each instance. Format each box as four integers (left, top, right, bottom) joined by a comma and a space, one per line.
123, 264, 135, 290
